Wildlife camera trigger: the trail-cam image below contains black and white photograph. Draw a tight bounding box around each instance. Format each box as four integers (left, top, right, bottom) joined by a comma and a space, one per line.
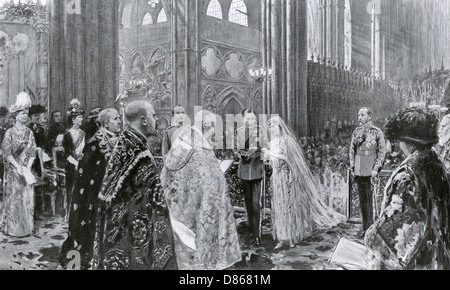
0, 0, 450, 272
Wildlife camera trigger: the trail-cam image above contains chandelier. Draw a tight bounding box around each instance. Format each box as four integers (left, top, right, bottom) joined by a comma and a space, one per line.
148, 0, 159, 8
126, 79, 149, 92
249, 68, 273, 83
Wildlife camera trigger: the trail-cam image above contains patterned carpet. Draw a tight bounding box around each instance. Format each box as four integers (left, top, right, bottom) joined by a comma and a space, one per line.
0, 208, 363, 270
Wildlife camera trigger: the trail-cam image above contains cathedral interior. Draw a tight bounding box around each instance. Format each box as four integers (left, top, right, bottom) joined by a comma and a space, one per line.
1, 0, 450, 271
1, 0, 450, 135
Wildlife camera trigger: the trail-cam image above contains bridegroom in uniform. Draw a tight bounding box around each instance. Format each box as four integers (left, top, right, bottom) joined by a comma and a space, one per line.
235, 109, 268, 246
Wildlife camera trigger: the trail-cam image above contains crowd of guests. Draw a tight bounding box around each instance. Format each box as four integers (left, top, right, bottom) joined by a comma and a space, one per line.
298, 120, 406, 179
0, 94, 346, 270
2, 90, 450, 271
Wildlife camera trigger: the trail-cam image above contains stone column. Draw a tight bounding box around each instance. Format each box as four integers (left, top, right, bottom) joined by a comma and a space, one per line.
266, 0, 308, 136
48, 0, 120, 115
170, 0, 202, 119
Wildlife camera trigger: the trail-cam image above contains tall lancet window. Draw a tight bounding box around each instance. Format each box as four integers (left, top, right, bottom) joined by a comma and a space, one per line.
207, 0, 223, 19
157, 8, 168, 23
142, 12, 153, 25
344, 0, 352, 69
229, 0, 248, 27
121, 0, 134, 28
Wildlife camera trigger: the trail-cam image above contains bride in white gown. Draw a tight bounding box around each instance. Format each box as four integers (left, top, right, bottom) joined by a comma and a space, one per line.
262, 116, 345, 250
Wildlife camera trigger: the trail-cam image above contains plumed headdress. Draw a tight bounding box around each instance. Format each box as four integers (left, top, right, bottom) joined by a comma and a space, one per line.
66, 98, 85, 119
10, 92, 32, 114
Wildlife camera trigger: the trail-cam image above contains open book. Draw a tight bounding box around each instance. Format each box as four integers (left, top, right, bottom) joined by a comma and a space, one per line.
219, 160, 234, 174
22, 167, 37, 185
329, 238, 368, 270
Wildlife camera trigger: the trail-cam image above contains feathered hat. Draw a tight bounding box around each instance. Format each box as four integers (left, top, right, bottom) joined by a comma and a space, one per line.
385, 108, 439, 148
67, 98, 85, 119
29, 104, 48, 116
10, 92, 32, 114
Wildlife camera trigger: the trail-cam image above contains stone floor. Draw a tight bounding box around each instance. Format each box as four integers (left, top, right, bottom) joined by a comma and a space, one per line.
0, 208, 363, 270
231, 210, 363, 270
0, 215, 67, 270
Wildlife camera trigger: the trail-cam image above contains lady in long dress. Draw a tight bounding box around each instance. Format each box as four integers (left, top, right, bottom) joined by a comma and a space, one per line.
262, 116, 345, 249
63, 99, 85, 220
0, 92, 37, 238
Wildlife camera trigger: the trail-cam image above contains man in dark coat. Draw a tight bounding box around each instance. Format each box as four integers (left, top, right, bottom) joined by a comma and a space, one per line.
47, 110, 66, 155
28, 104, 50, 216
91, 100, 177, 270
82, 106, 103, 141
60, 108, 122, 269
161, 105, 186, 159
29, 105, 48, 151
235, 109, 268, 246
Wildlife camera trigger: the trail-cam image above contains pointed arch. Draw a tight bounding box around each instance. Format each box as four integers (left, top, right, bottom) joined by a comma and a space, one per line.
148, 46, 169, 78
206, 0, 223, 19
129, 50, 146, 78
217, 86, 248, 116
142, 12, 153, 25
252, 89, 263, 114
119, 53, 127, 78
130, 50, 146, 65
157, 8, 168, 23
121, 0, 134, 28
149, 46, 167, 59
203, 85, 218, 113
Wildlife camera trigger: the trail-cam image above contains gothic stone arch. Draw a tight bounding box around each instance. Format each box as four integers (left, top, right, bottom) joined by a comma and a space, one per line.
217, 85, 248, 117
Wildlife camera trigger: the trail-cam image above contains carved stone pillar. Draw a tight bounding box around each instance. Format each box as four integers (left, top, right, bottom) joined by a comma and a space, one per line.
170, 0, 202, 119
265, 0, 308, 136
48, 0, 120, 115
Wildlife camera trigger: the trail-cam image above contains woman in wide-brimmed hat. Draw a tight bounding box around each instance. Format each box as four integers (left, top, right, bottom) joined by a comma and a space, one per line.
0, 92, 37, 237
365, 107, 450, 270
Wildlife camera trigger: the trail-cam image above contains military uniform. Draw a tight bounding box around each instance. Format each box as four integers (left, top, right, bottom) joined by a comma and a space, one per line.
350, 122, 386, 231
235, 125, 268, 242
161, 125, 183, 157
